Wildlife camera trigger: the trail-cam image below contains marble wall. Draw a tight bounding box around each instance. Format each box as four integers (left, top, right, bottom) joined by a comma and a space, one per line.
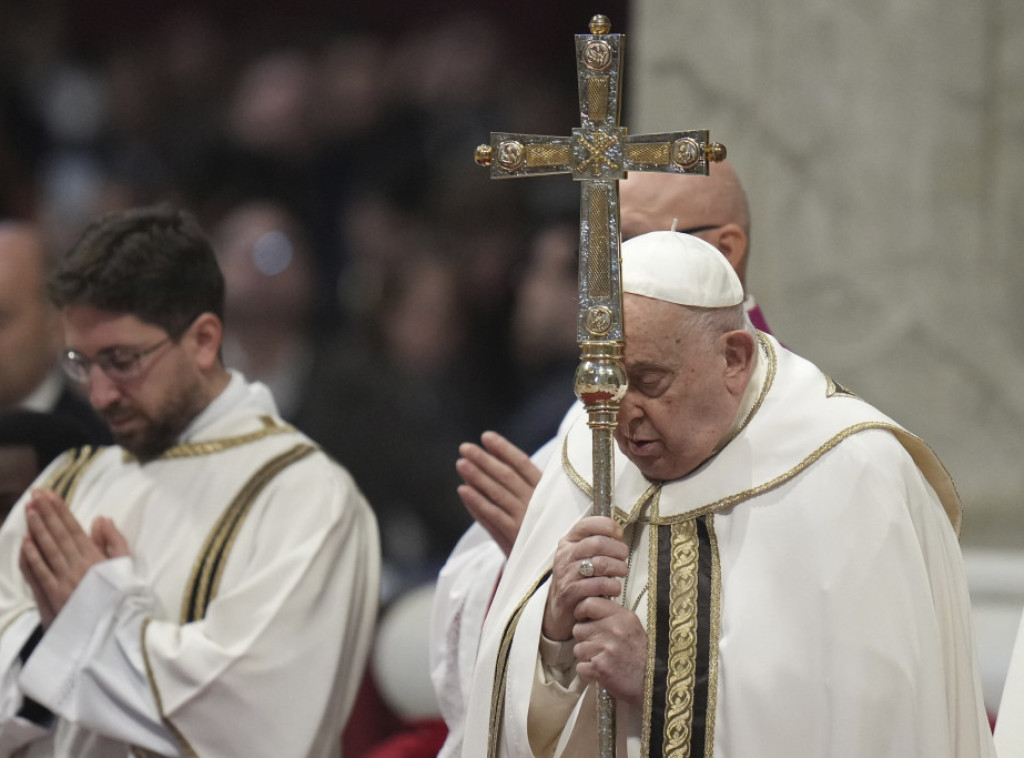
626, 0, 1024, 547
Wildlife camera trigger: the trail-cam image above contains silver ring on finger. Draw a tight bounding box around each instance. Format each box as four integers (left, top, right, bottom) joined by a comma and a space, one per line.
578, 557, 595, 577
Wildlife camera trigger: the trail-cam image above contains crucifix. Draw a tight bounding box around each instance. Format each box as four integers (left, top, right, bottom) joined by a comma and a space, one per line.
475, 14, 725, 757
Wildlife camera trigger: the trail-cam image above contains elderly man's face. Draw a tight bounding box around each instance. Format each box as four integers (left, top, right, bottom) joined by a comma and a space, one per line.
614, 294, 744, 481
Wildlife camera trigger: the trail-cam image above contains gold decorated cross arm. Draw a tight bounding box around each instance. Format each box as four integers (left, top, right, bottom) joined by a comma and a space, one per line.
474, 15, 724, 758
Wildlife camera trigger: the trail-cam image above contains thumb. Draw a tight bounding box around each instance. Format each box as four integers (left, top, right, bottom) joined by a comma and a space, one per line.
91, 517, 131, 559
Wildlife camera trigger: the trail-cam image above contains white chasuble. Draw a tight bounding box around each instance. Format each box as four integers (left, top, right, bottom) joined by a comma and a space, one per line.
0, 373, 380, 758
461, 335, 994, 758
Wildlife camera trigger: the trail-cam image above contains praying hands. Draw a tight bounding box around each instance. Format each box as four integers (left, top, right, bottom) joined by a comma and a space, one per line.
18, 489, 129, 628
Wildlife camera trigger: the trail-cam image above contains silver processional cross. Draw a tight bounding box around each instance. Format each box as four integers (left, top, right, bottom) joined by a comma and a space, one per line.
474, 14, 726, 757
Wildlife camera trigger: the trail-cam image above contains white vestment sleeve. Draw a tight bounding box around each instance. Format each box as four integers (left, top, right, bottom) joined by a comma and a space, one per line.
4, 455, 378, 758
995, 608, 1024, 754
430, 524, 505, 758
430, 422, 572, 758
0, 612, 52, 756
902, 462, 995, 757
138, 462, 379, 758
527, 632, 583, 756
19, 558, 180, 755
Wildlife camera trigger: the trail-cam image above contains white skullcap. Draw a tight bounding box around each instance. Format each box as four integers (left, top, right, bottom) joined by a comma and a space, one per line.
622, 231, 743, 308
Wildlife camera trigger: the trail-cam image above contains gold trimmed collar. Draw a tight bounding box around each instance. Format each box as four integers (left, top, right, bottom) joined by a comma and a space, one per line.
122, 416, 296, 463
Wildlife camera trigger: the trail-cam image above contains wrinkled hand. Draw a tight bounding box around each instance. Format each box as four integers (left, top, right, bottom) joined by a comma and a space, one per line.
573, 597, 647, 706
543, 516, 628, 642
456, 431, 541, 556
19, 489, 130, 628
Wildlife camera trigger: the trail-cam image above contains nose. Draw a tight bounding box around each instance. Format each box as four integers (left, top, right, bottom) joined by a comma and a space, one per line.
87, 365, 122, 410
616, 391, 644, 431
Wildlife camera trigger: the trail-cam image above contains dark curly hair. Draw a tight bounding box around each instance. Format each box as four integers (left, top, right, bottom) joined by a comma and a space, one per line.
48, 204, 225, 338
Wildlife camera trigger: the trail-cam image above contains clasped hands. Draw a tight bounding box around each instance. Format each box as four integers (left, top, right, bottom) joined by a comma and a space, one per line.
455, 433, 647, 706
19, 489, 129, 628
542, 516, 647, 707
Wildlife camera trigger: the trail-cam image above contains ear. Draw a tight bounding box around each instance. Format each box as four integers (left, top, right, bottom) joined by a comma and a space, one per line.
186, 313, 223, 371
711, 224, 749, 285
721, 330, 756, 396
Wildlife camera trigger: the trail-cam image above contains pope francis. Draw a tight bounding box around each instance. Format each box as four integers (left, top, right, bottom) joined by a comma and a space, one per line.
459, 231, 994, 758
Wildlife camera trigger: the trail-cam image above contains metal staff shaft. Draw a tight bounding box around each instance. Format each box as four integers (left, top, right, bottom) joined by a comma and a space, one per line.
474, 15, 725, 756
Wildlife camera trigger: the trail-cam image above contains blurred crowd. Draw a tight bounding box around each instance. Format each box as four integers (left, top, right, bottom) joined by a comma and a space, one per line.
0, 0, 626, 595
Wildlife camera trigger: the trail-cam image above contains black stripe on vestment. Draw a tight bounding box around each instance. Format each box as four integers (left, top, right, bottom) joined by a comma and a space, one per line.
691, 515, 714, 757
648, 525, 672, 756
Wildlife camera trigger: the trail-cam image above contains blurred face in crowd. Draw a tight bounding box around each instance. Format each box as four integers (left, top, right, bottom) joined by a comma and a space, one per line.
0, 225, 63, 408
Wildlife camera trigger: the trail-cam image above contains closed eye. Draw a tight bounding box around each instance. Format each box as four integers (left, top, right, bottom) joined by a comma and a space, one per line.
99, 349, 139, 374
630, 369, 671, 398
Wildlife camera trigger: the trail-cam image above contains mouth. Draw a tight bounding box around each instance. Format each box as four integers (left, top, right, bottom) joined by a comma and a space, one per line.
621, 435, 659, 457
103, 410, 138, 435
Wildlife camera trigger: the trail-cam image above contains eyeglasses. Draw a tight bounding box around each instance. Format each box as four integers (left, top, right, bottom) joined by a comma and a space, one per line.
61, 337, 173, 384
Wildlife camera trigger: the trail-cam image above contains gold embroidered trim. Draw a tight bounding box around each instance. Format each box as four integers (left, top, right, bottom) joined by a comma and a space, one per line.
825, 375, 858, 398
123, 417, 294, 463
652, 421, 921, 525
488, 571, 551, 758
742, 333, 776, 434
563, 435, 592, 497
708, 332, 775, 456
45, 445, 104, 502
663, 520, 700, 755
140, 616, 199, 758
562, 333, 775, 520
703, 514, 721, 758
180, 443, 316, 623
562, 436, 660, 526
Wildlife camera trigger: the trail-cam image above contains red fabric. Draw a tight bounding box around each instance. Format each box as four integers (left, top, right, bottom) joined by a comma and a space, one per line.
342, 671, 404, 757
746, 303, 772, 335
342, 670, 449, 758
361, 719, 448, 758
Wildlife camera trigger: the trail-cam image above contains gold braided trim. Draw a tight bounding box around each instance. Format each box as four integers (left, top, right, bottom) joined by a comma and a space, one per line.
526, 143, 571, 167
825, 375, 858, 398
562, 437, 660, 526
702, 515, 721, 758
123, 417, 295, 463
140, 616, 199, 758
181, 443, 316, 624
563, 435, 592, 497
743, 333, 775, 434
653, 421, 923, 526
488, 571, 552, 758
625, 142, 670, 166
562, 333, 774, 521
710, 333, 775, 455
663, 520, 700, 755
45, 445, 105, 502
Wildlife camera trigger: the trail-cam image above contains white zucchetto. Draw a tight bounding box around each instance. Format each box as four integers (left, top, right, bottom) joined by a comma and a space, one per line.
621, 231, 743, 308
